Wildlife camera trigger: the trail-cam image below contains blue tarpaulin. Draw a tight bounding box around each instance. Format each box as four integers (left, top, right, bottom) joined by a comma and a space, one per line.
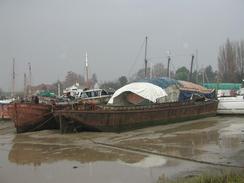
139, 77, 179, 89
179, 90, 216, 102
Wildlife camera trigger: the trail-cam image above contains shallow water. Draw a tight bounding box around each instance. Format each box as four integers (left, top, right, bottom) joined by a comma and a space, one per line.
1, 116, 244, 183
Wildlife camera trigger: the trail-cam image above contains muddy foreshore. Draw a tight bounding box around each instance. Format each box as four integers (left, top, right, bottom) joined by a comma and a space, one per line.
0, 116, 244, 183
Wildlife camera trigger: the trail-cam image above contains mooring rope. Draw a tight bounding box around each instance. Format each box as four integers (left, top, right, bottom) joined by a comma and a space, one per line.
92, 140, 244, 169
28, 115, 55, 132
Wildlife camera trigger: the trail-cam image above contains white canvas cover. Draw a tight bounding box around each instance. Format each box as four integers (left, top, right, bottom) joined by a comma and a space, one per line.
108, 82, 168, 104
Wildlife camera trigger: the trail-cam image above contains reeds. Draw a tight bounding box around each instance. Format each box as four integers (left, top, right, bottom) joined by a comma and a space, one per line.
158, 171, 244, 183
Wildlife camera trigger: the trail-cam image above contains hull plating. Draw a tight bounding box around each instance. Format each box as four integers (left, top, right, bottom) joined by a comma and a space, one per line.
56, 100, 218, 132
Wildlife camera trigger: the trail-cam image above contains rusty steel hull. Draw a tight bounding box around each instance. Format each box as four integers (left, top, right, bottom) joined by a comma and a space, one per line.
0, 104, 11, 120
56, 100, 218, 132
8, 103, 57, 133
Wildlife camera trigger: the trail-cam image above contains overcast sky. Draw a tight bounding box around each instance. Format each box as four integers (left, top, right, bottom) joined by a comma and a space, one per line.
0, 0, 243, 91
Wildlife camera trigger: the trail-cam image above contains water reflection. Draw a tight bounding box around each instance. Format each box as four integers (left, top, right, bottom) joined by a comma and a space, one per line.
8, 141, 146, 166
114, 117, 244, 166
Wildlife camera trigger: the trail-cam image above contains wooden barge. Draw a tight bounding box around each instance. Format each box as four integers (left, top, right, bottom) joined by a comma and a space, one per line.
8, 103, 57, 133
55, 100, 218, 133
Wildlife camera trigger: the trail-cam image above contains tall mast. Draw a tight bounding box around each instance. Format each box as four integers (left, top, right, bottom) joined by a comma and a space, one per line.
24, 73, 27, 97
167, 55, 171, 78
144, 36, 148, 78
189, 54, 194, 82
195, 49, 199, 83
28, 62, 32, 96
85, 52, 89, 83
57, 82, 61, 97
11, 58, 15, 98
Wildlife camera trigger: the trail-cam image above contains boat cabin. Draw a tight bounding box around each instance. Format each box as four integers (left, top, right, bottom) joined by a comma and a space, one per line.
75, 89, 110, 99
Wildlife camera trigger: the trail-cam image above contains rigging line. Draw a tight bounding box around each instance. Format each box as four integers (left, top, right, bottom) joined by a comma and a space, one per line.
170, 61, 177, 73
28, 115, 55, 132
91, 140, 244, 169
128, 39, 146, 78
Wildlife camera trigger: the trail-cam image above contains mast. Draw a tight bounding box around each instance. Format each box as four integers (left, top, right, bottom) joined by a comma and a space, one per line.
28, 62, 32, 96
24, 73, 27, 97
195, 49, 199, 83
11, 58, 15, 98
85, 52, 89, 84
167, 55, 171, 78
144, 36, 148, 78
57, 82, 61, 97
189, 54, 194, 82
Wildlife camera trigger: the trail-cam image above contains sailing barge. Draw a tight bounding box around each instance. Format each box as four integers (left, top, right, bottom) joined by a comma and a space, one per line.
55, 78, 218, 133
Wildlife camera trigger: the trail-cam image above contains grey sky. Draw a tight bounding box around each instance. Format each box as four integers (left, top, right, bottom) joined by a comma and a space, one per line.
0, 0, 243, 91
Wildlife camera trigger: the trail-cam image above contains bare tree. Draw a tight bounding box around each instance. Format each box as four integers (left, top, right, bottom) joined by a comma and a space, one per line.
218, 39, 239, 82
63, 71, 85, 88
235, 40, 244, 81
152, 63, 167, 78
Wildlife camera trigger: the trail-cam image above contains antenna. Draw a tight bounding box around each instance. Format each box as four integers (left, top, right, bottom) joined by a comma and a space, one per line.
11, 58, 15, 98
144, 36, 148, 78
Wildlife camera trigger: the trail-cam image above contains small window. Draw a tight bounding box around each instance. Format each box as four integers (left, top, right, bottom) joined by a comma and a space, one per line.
101, 90, 108, 95
80, 92, 88, 98
86, 92, 92, 98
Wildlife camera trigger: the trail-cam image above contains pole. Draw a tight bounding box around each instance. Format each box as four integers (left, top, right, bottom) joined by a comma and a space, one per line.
58, 83, 61, 97
167, 56, 171, 78
24, 73, 27, 97
189, 54, 194, 82
28, 62, 32, 96
12, 58, 15, 98
85, 52, 89, 86
144, 36, 148, 78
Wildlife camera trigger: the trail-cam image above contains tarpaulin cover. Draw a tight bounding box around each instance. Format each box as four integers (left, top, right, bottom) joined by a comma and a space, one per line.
139, 77, 179, 89
178, 80, 216, 102
178, 90, 216, 102
108, 78, 216, 105
178, 80, 213, 93
108, 82, 168, 105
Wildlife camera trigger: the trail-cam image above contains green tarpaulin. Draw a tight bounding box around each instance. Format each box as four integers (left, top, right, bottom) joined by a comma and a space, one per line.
37, 91, 56, 97
203, 83, 241, 90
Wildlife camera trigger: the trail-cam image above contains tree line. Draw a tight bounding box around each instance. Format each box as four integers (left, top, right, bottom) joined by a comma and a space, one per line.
218, 39, 244, 83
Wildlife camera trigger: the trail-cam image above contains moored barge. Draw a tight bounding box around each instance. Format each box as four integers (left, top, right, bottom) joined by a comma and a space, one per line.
55, 100, 218, 132
8, 103, 57, 133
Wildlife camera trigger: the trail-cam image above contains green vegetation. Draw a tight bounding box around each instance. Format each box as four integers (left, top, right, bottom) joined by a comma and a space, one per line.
158, 171, 244, 183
